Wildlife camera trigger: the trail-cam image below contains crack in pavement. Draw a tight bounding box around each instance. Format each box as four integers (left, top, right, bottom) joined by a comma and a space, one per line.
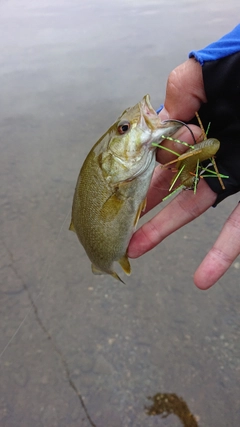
1, 242, 97, 427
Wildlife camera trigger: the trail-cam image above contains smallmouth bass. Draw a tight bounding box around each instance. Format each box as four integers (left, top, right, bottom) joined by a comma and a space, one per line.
69, 95, 181, 282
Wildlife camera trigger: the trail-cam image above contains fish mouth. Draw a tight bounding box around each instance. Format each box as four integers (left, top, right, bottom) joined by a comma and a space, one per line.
139, 95, 181, 148
141, 94, 157, 118
140, 94, 171, 132
141, 94, 183, 134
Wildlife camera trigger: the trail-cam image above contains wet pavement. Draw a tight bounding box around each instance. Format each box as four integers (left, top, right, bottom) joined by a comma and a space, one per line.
0, 1, 240, 426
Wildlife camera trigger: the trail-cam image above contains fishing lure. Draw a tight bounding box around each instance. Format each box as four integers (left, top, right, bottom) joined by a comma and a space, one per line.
152, 114, 228, 198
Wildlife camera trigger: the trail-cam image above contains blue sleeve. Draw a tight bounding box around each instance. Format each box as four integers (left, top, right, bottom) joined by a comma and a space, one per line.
189, 24, 240, 65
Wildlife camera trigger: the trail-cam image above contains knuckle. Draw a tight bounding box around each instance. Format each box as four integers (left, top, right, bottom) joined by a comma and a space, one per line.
226, 215, 240, 233
167, 69, 181, 95
176, 190, 202, 220
210, 246, 233, 265
142, 220, 160, 246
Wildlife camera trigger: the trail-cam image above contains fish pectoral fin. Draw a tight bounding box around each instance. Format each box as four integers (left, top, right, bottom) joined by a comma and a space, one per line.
134, 198, 147, 227
91, 264, 125, 284
118, 253, 131, 276
100, 193, 125, 222
69, 220, 76, 233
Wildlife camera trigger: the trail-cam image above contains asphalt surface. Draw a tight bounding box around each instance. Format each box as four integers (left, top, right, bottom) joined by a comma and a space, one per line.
0, 1, 240, 426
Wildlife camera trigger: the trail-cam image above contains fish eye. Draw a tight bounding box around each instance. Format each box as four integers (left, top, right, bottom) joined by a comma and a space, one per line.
117, 120, 130, 135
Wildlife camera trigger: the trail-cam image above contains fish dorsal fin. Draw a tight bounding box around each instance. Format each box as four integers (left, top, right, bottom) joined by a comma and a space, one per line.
118, 253, 131, 275
134, 198, 147, 227
69, 220, 76, 233
100, 193, 124, 222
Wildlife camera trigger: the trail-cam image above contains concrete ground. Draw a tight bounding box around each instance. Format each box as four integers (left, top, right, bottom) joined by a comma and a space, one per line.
0, 1, 239, 426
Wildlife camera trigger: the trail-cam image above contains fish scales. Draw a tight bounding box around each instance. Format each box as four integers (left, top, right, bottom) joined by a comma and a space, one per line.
70, 95, 181, 282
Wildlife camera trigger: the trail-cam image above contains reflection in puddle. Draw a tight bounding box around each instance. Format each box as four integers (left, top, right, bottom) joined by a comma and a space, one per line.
145, 393, 199, 427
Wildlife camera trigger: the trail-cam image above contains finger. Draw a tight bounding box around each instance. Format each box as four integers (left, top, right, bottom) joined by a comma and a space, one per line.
194, 203, 240, 289
159, 58, 207, 122
128, 179, 217, 258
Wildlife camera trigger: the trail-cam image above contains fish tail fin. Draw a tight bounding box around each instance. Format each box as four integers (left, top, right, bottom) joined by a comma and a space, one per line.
111, 272, 125, 284
118, 253, 131, 276
91, 264, 125, 284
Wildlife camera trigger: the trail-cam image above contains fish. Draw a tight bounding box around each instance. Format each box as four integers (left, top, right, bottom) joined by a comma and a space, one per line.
69, 94, 182, 283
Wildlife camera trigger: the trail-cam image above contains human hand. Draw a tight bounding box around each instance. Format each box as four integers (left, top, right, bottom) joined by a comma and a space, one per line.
128, 58, 240, 289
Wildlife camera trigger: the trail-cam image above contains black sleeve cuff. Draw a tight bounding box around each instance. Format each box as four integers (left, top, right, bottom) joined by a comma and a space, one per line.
189, 52, 240, 205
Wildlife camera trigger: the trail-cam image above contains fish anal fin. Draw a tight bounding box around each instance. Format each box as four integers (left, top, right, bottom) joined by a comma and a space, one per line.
91, 264, 105, 275
134, 198, 147, 227
69, 220, 76, 233
118, 253, 131, 275
100, 194, 124, 222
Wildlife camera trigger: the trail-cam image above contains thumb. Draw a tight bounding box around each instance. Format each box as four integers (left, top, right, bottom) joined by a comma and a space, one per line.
159, 58, 207, 122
